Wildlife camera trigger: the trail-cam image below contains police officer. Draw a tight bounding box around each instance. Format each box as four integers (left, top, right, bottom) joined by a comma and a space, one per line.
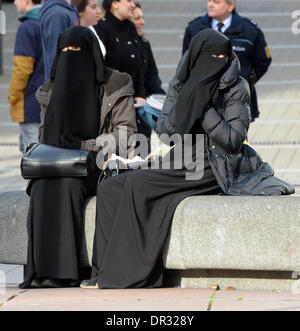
182, 0, 272, 121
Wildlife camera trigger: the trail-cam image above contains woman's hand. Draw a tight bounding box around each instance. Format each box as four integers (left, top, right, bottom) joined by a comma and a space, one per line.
134, 97, 147, 105
60, 133, 82, 150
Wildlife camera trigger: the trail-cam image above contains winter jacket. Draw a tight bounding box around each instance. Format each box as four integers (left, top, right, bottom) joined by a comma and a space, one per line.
157, 54, 294, 196
8, 6, 44, 123
138, 35, 165, 97
39, 0, 79, 81
36, 69, 137, 157
94, 12, 146, 98
156, 52, 187, 136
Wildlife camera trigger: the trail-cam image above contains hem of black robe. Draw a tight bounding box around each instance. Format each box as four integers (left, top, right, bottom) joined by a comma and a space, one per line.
95, 185, 221, 289
19, 266, 92, 289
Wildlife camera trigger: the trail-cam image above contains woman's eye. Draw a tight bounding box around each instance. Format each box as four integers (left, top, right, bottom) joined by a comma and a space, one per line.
211, 54, 226, 58
61, 46, 82, 52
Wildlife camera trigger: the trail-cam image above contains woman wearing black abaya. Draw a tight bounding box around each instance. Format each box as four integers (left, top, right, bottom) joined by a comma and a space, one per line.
19, 26, 137, 289
81, 29, 294, 289
80, 30, 231, 289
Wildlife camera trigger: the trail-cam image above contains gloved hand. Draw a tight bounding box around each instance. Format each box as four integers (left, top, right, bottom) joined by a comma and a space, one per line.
60, 133, 82, 150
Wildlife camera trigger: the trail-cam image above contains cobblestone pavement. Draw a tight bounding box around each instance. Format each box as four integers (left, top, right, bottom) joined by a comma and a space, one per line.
0, 0, 300, 301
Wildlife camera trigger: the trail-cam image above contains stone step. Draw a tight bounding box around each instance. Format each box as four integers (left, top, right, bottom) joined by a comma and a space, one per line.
138, 0, 299, 14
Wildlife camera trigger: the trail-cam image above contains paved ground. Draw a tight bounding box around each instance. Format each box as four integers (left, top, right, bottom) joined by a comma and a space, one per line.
0, 0, 300, 311
1, 286, 300, 311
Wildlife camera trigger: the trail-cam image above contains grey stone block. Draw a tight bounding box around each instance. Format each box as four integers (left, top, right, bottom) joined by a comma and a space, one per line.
81, 197, 96, 266
0, 191, 29, 265
1, 191, 300, 291
164, 269, 296, 292
164, 195, 300, 271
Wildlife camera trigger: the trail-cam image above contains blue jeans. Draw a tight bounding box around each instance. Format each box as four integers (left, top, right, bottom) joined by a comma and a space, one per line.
19, 123, 40, 154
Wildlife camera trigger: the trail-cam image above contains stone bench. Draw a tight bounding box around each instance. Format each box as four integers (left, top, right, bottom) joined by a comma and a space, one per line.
0, 191, 299, 291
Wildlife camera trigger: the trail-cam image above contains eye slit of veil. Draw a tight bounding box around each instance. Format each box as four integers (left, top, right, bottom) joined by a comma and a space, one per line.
62, 46, 82, 52
211, 54, 227, 58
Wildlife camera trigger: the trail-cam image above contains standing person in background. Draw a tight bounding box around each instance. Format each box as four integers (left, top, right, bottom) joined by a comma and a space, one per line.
130, 2, 165, 150
182, 0, 272, 122
8, 0, 44, 154
131, 2, 165, 97
72, 0, 106, 57
39, 0, 78, 81
94, 0, 146, 105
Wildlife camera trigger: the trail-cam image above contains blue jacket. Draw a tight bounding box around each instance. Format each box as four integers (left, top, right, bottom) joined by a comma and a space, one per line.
39, 0, 79, 81
183, 12, 272, 120
8, 6, 44, 123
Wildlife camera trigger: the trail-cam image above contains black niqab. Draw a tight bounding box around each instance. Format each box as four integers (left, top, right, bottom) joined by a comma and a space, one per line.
43, 26, 108, 147
175, 29, 232, 135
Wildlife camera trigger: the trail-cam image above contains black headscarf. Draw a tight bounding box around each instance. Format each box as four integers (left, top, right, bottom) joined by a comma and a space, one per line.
175, 29, 232, 135
43, 26, 109, 147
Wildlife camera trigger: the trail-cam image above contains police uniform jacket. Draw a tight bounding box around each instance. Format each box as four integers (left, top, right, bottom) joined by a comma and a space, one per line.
94, 12, 146, 98
182, 11, 272, 120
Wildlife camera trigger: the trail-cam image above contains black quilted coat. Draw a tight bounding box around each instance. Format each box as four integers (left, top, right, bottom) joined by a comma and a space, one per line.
157, 54, 294, 196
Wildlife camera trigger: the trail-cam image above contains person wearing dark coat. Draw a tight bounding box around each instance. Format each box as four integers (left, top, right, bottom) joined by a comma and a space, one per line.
182, 0, 272, 122
94, 0, 146, 104
19, 26, 137, 289
130, 3, 165, 97
80, 29, 294, 290
158, 31, 293, 196
130, 2, 165, 149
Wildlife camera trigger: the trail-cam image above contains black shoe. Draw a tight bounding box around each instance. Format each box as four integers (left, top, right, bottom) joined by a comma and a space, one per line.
28, 278, 73, 288
27, 278, 44, 288
40, 278, 72, 288
80, 277, 99, 289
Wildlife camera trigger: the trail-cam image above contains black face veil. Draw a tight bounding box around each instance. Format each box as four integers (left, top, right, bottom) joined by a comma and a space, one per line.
175, 29, 233, 136
43, 26, 109, 147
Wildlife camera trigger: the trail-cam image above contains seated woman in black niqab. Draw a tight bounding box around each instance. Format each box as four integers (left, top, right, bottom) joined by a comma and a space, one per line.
19, 26, 137, 289
81, 29, 294, 289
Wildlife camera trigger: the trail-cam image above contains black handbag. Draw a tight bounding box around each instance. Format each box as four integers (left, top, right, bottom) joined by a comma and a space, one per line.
21, 143, 96, 179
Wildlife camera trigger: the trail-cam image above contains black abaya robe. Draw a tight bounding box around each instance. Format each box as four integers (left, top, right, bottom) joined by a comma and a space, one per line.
89, 29, 233, 289
91, 146, 221, 289
21, 174, 98, 288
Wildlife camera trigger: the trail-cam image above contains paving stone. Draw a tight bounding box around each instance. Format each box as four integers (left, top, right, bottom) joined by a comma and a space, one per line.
0, 286, 24, 308
2, 287, 300, 311
0, 288, 212, 311
214, 290, 300, 299
210, 289, 300, 311
210, 299, 300, 311
1, 266, 23, 284
0, 263, 23, 285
